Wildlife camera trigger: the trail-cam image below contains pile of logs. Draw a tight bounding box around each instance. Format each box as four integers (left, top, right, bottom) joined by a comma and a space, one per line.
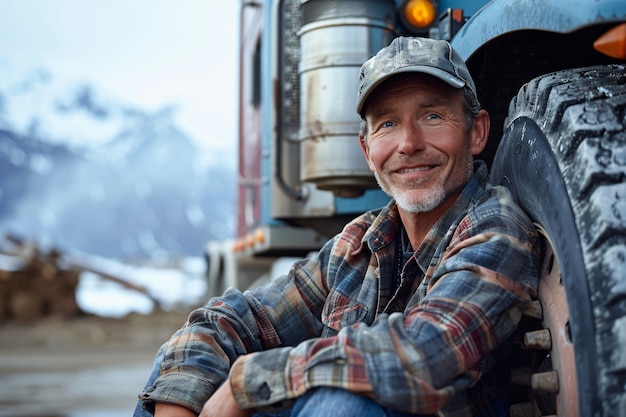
0, 236, 81, 322
0, 235, 161, 322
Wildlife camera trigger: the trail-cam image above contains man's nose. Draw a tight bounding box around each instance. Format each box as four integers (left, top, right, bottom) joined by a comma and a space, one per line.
397, 123, 426, 154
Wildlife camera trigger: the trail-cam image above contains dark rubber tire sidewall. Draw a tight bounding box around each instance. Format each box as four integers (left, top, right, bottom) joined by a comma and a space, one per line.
490, 64, 626, 417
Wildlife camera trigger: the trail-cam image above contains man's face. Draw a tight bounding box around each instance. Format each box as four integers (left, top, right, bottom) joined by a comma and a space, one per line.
360, 75, 486, 214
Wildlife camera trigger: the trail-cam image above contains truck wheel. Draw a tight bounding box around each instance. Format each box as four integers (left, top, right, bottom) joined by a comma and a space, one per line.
490, 65, 626, 417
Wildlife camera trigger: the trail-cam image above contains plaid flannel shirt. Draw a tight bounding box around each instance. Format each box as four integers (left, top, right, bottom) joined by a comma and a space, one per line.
139, 162, 539, 416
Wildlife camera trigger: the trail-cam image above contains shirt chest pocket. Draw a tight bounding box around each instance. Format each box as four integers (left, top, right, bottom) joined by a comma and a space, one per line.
321, 289, 369, 333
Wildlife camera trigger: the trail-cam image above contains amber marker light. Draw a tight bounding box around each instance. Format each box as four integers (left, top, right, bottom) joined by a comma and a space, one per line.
403, 0, 437, 29
232, 239, 245, 252
255, 228, 265, 245
594, 23, 626, 59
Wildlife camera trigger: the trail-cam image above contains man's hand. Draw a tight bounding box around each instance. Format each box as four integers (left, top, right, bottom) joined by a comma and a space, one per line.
199, 379, 254, 417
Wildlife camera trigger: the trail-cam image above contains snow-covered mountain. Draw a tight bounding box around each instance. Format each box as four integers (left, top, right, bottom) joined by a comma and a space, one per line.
0, 67, 236, 260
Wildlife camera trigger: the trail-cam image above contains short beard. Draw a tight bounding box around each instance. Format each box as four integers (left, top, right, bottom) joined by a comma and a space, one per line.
374, 156, 474, 214
374, 171, 446, 213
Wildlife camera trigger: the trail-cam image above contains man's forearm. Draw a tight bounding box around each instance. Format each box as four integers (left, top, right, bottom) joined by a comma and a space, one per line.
154, 402, 197, 417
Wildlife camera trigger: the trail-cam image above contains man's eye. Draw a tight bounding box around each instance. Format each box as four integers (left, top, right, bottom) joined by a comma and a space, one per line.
426, 114, 440, 120
382, 121, 394, 128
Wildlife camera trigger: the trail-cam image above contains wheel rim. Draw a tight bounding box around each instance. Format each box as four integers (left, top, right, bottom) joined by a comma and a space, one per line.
530, 226, 579, 416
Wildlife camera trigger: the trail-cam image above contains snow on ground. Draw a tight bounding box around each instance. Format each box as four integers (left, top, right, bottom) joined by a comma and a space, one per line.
75, 256, 207, 318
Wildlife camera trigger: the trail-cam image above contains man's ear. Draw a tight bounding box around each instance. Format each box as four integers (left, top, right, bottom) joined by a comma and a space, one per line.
359, 135, 376, 172
470, 109, 490, 156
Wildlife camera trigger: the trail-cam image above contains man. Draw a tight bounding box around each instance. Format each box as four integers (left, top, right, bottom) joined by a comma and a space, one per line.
135, 37, 539, 417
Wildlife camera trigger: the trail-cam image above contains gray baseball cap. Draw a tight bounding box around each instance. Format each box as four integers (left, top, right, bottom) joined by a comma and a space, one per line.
356, 36, 479, 114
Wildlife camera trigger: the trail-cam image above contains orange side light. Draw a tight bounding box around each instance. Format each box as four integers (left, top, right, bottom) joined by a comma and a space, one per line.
255, 228, 265, 245
404, 0, 437, 29
594, 23, 626, 59
232, 239, 245, 252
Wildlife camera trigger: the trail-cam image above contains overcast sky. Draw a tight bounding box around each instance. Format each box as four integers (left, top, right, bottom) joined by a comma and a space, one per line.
0, 0, 239, 155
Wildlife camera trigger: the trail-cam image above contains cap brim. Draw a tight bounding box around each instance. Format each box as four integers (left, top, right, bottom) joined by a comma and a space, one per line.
356, 65, 466, 114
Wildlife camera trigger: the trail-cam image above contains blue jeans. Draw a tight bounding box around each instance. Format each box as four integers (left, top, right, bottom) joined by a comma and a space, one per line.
251, 387, 509, 417
133, 344, 165, 417
284, 387, 432, 417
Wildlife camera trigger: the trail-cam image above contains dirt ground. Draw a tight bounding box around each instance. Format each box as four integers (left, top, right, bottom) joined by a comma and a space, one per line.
0, 309, 192, 417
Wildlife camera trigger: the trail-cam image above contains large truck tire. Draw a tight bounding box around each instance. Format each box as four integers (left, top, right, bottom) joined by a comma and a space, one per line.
490, 65, 626, 417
